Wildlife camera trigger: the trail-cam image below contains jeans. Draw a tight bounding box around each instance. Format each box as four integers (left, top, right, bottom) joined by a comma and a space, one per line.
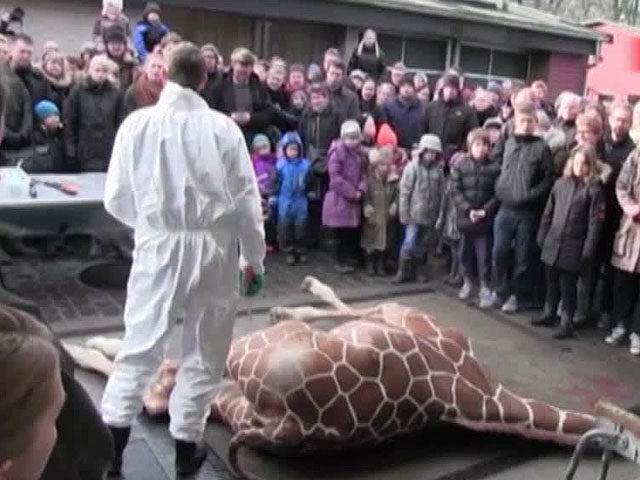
492, 207, 539, 301
459, 232, 492, 285
399, 224, 432, 261
545, 266, 578, 318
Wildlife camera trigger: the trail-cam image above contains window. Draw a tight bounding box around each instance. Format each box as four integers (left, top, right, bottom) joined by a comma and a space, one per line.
378, 33, 448, 75
457, 44, 530, 84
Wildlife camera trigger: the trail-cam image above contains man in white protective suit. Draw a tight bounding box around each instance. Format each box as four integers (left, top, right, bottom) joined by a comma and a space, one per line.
100, 43, 266, 478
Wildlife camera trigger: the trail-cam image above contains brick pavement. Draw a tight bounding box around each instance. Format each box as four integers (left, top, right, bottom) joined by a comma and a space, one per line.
2, 249, 436, 336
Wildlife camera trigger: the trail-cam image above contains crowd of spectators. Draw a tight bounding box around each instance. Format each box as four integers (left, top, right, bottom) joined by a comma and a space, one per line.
1, 1, 640, 355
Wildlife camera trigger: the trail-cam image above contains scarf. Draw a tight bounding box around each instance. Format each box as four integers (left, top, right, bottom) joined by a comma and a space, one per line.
134, 73, 164, 108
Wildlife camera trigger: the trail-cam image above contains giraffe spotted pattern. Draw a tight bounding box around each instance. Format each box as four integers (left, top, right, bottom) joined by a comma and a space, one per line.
209, 304, 595, 479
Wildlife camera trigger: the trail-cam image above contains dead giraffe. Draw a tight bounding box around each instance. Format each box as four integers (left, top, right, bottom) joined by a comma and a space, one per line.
210, 277, 596, 480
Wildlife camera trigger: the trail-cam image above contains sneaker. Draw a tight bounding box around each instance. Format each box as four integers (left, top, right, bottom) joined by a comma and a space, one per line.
482, 290, 501, 309
605, 325, 627, 345
478, 286, 493, 309
458, 280, 473, 300
630, 333, 640, 356
501, 295, 518, 314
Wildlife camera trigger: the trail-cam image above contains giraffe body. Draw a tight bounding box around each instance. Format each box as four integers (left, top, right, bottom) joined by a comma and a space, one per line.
209, 303, 595, 478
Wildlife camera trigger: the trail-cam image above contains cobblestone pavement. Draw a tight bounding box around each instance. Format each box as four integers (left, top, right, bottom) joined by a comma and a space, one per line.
2, 249, 436, 336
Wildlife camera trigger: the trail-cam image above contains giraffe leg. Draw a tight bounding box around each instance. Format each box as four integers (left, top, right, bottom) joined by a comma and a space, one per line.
269, 305, 384, 325
62, 343, 115, 377
300, 276, 351, 310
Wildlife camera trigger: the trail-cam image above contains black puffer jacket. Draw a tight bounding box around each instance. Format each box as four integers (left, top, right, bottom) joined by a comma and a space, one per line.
1, 68, 32, 153
63, 77, 125, 172
495, 134, 554, 213
423, 98, 478, 160
348, 45, 385, 80
537, 177, 605, 273
450, 155, 501, 233
298, 106, 344, 175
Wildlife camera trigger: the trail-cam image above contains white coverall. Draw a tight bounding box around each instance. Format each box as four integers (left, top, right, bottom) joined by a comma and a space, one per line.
101, 81, 265, 442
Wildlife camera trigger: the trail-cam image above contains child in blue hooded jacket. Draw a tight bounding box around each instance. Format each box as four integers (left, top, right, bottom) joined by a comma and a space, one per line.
270, 132, 311, 265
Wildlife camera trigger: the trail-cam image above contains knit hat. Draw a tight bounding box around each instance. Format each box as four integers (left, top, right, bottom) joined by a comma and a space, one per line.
376, 124, 398, 147
34, 100, 60, 122
340, 119, 362, 140
416, 134, 442, 155
483, 117, 503, 130
251, 134, 271, 151
441, 73, 461, 90
104, 25, 127, 44
143, 1, 161, 18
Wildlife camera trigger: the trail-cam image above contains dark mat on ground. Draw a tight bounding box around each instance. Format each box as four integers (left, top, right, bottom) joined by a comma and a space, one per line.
122, 439, 170, 480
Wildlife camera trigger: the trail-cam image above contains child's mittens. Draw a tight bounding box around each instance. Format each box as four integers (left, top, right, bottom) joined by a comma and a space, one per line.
363, 205, 375, 219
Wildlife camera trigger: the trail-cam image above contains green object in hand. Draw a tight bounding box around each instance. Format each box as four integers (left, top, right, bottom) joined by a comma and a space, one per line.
246, 273, 264, 296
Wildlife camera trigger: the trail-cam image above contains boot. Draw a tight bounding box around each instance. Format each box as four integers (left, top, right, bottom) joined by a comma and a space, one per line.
552, 313, 575, 340
416, 256, 429, 283
377, 252, 388, 277
366, 253, 377, 276
531, 305, 559, 327
107, 426, 131, 478
175, 439, 208, 477
392, 258, 414, 284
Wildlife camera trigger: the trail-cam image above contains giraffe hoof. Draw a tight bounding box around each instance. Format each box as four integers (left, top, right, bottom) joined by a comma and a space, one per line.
269, 307, 285, 324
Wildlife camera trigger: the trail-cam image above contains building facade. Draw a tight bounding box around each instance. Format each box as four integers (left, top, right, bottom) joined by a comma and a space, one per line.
15, 0, 601, 98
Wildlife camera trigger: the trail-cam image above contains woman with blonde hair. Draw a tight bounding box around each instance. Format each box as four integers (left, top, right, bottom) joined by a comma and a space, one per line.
348, 28, 385, 80
40, 51, 74, 110
534, 144, 606, 339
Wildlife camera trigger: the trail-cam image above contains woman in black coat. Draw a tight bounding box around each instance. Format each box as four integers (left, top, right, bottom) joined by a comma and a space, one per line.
348, 29, 385, 81
534, 145, 606, 339
63, 55, 125, 172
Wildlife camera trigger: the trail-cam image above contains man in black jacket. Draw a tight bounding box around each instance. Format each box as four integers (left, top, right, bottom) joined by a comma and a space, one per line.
199, 43, 221, 107
209, 47, 273, 144
490, 101, 554, 314
423, 73, 478, 161
326, 60, 360, 121
9, 33, 51, 107
598, 101, 636, 329
0, 67, 32, 164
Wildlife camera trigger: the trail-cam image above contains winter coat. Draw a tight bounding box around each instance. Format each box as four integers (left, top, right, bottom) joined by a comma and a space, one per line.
602, 134, 636, 245
133, 20, 169, 62
26, 126, 67, 173
494, 134, 555, 213
209, 72, 273, 141
475, 105, 499, 128
348, 45, 385, 80
361, 167, 399, 251
63, 78, 125, 172
252, 153, 277, 197
272, 133, 311, 225
382, 97, 425, 149
538, 177, 605, 273
16, 67, 53, 107
399, 157, 445, 228
450, 155, 501, 233
331, 85, 361, 121
109, 54, 137, 90
322, 140, 367, 228
360, 98, 385, 127
39, 67, 74, 113
298, 106, 344, 175
0, 69, 33, 155
423, 99, 479, 160
436, 179, 461, 244
611, 149, 640, 273
200, 71, 222, 108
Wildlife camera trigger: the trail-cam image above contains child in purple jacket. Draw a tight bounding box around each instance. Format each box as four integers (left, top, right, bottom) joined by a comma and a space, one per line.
251, 134, 277, 250
322, 120, 367, 273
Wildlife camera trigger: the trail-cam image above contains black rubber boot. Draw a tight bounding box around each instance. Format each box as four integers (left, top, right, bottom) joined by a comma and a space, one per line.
175, 440, 207, 478
107, 426, 131, 478
531, 305, 559, 327
366, 253, 377, 276
392, 258, 414, 284
552, 314, 575, 340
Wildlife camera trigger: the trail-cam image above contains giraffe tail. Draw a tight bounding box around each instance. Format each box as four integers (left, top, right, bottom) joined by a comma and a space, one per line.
454, 384, 596, 447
